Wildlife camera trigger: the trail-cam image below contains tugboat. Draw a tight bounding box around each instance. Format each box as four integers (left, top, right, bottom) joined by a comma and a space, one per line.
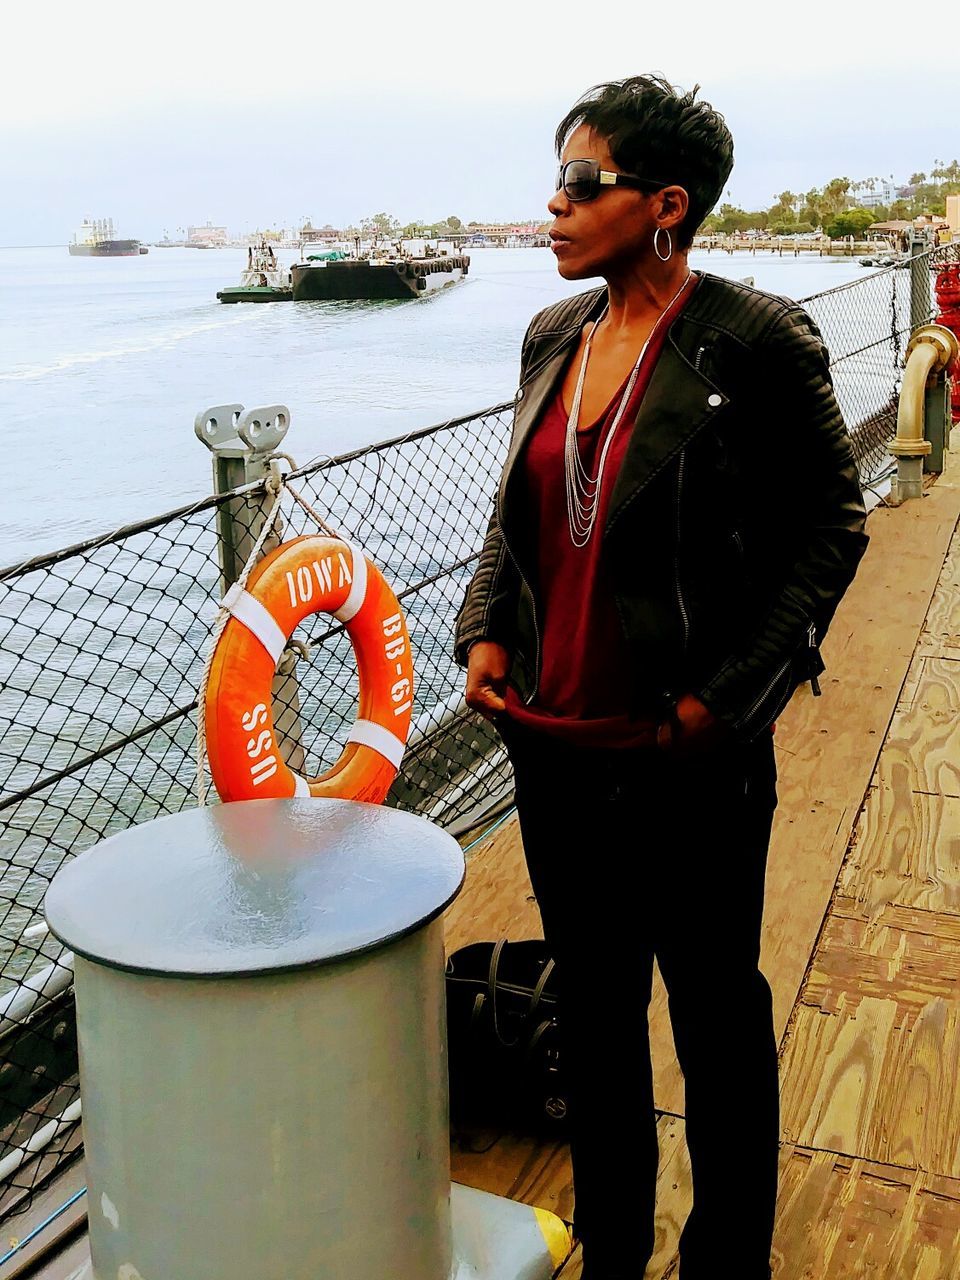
291, 238, 470, 301
68, 217, 144, 257
216, 240, 293, 303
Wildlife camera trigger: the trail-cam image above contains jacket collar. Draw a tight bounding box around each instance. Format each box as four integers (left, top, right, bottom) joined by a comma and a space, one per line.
499, 273, 729, 535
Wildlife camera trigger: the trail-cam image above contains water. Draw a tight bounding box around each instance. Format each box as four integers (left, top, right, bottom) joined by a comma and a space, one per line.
0, 245, 869, 566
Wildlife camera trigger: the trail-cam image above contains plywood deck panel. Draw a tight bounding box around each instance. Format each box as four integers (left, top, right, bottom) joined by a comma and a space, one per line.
767, 1147, 960, 1280
558, 1134, 960, 1279
444, 813, 541, 953
876, 655, 960, 798
451, 1130, 573, 1222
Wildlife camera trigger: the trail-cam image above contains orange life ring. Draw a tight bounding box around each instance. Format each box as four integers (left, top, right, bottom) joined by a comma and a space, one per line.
204, 534, 414, 804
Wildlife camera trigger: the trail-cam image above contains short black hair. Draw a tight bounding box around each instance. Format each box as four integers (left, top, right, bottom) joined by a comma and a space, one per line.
555, 74, 734, 248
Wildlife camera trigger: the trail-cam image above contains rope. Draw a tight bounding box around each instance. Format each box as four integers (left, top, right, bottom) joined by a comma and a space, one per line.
284, 479, 344, 539
269, 451, 343, 537
194, 458, 348, 806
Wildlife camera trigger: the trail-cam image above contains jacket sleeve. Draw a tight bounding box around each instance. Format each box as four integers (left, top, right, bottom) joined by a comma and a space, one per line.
452, 505, 521, 667
693, 304, 869, 737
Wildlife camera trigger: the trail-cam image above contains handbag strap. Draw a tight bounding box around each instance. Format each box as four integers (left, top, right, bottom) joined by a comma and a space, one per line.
469, 992, 486, 1031
525, 1017, 555, 1059
529, 957, 555, 1020
486, 941, 556, 1048
487, 939, 523, 1047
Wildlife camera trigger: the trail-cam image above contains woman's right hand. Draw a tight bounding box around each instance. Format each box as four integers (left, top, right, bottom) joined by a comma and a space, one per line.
465, 641, 511, 721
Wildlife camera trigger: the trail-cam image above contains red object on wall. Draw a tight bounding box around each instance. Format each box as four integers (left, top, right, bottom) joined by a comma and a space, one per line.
935, 263, 960, 424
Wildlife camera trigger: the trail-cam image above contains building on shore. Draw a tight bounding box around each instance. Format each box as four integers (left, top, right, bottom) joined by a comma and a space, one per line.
300, 223, 344, 245
465, 222, 550, 246
868, 216, 952, 245
187, 222, 228, 246
855, 180, 900, 209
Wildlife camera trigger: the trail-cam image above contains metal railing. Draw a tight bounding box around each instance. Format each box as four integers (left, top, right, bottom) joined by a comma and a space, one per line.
0, 242, 957, 1224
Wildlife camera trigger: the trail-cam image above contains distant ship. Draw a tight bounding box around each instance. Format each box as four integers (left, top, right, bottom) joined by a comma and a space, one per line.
68, 217, 145, 257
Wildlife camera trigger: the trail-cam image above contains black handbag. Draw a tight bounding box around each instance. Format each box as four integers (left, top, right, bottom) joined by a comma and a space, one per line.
445, 938, 568, 1133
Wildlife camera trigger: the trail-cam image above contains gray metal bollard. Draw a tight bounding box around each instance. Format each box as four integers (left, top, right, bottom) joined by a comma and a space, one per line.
46, 799, 464, 1280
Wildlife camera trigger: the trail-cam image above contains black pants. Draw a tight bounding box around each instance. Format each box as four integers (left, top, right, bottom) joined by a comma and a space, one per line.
496, 716, 780, 1280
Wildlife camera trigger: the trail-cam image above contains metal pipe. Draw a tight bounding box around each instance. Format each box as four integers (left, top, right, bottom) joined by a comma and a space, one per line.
0, 953, 74, 1039
889, 324, 959, 502
0, 1100, 82, 1184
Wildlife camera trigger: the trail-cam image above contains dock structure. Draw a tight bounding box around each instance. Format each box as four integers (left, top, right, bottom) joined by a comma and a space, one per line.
693, 236, 891, 257
446, 429, 960, 1277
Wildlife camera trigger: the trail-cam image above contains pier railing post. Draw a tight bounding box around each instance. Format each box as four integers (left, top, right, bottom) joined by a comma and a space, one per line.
195, 404, 306, 774
910, 230, 932, 333
924, 364, 950, 474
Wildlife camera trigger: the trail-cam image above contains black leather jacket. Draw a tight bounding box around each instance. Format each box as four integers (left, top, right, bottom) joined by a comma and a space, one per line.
453, 271, 869, 741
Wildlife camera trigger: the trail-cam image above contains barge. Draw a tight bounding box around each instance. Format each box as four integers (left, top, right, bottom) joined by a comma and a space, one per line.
291, 251, 469, 301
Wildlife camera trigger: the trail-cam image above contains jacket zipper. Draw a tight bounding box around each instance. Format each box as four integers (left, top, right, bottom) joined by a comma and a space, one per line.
671, 348, 706, 650
807, 622, 822, 696
734, 619, 821, 731
734, 653, 793, 732
498, 519, 541, 703
674, 449, 689, 650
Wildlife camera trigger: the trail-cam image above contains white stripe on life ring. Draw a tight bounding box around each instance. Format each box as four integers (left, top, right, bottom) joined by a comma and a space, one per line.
332, 544, 368, 624
348, 718, 406, 769
222, 585, 286, 665
292, 773, 311, 798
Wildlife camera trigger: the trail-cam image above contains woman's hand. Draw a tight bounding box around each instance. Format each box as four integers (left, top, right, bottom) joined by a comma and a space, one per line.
465, 641, 511, 721
656, 692, 731, 757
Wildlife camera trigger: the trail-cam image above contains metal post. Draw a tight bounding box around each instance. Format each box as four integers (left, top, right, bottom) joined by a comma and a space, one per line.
924, 374, 950, 473
910, 231, 931, 333
195, 404, 305, 774
44, 800, 569, 1280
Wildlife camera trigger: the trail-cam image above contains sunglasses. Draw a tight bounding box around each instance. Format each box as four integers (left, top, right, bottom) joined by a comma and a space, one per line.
555, 158, 669, 203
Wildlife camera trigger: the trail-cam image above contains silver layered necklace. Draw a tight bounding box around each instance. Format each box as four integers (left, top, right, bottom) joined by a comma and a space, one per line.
564, 272, 692, 547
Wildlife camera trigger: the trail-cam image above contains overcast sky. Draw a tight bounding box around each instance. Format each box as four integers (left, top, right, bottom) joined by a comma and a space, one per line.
2, 0, 954, 244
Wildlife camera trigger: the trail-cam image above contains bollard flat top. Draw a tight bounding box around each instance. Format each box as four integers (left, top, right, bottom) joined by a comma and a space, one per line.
44, 799, 465, 977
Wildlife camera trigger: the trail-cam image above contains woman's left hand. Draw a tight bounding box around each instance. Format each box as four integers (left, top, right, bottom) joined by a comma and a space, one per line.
656, 692, 731, 757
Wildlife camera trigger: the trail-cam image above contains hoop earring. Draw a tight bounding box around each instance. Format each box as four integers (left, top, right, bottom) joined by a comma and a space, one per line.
653, 227, 673, 262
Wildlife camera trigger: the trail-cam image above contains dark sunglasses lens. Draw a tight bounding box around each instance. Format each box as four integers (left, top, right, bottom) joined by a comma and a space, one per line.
563, 161, 597, 201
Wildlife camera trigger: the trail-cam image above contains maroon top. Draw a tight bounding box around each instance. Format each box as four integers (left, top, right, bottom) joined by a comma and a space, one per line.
503, 274, 699, 746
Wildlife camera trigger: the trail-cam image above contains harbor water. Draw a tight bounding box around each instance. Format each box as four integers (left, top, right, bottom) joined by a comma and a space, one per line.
0, 246, 870, 566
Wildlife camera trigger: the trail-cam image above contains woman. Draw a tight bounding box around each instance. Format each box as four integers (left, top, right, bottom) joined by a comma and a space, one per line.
454, 75, 868, 1279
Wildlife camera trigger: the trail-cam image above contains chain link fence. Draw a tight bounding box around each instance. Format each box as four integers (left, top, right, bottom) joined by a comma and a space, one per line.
1, 250, 957, 1228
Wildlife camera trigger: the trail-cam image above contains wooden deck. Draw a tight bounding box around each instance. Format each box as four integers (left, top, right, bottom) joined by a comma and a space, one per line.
445, 430, 960, 1278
